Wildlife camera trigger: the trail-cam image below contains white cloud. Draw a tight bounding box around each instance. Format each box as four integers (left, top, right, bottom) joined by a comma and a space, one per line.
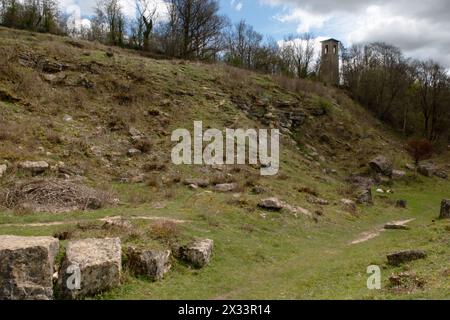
264, 0, 450, 67
230, 0, 243, 12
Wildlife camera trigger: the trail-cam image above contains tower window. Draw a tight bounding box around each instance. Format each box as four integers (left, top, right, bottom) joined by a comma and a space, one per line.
325, 45, 329, 54
333, 45, 337, 54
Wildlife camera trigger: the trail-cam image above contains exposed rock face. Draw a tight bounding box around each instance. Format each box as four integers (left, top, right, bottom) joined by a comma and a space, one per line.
356, 188, 372, 205
0, 164, 7, 177
0, 235, 59, 300
127, 148, 141, 156
125, 247, 171, 280
58, 238, 121, 299
213, 183, 238, 192
258, 197, 283, 211
387, 250, 427, 266
418, 163, 436, 177
177, 239, 213, 268
439, 199, 450, 219
396, 200, 407, 208
369, 155, 393, 176
18, 161, 49, 174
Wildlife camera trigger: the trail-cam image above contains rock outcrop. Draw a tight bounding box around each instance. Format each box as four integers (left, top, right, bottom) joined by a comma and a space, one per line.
18, 161, 49, 174
0, 235, 59, 300
369, 155, 393, 176
258, 197, 283, 211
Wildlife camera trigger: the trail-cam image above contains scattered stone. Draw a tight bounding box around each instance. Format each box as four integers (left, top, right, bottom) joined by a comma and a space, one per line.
213, 183, 238, 192
127, 148, 142, 156
396, 200, 407, 208
356, 188, 372, 205
417, 163, 436, 177
405, 163, 415, 171
63, 114, 73, 122
306, 195, 329, 205
434, 171, 448, 179
177, 239, 213, 268
384, 223, 410, 230
251, 186, 266, 194
392, 170, 406, 179
369, 155, 393, 176
258, 197, 283, 211
188, 183, 199, 190
101, 216, 133, 230
376, 188, 385, 193
18, 160, 49, 174
129, 174, 145, 183
439, 199, 450, 219
340, 198, 356, 212
183, 178, 210, 188
0, 164, 7, 177
387, 250, 427, 266
125, 247, 171, 281
58, 238, 121, 299
0, 235, 59, 300
129, 127, 142, 138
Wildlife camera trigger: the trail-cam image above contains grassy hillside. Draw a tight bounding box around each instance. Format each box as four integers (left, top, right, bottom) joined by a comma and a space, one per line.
0, 27, 448, 299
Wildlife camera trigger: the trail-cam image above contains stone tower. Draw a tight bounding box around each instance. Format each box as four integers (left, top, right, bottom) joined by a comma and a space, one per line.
319, 38, 340, 86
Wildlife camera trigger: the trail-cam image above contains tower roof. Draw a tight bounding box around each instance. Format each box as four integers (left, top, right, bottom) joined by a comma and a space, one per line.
320, 38, 340, 43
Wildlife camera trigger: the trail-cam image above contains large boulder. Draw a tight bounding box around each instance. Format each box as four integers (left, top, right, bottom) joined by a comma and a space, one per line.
258, 197, 283, 211
387, 250, 427, 266
369, 155, 393, 176
177, 239, 213, 268
417, 163, 436, 177
439, 199, 450, 219
125, 247, 171, 281
0, 235, 59, 300
18, 161, 49, 174
58, 238, 121, 299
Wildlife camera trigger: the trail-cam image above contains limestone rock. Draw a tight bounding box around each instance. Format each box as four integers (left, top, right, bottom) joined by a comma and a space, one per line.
177, 239, 213, 268
384, 223, 410, 230
101, 216, 133, 230
0, 235, 59, 300
434, 171, 448, 179
213, 183, 238, 192
0, 164, 7, 177
306, 195, 329, 205
417, 163, 436, 177
387, 250, 427, 266
58, 238, 121, 299
340, 198, 356, 212
392, 170, 406, 179
258, 197, 283, 211
369, 155, 393, 176
396, 200, 407, 208
183, 178, 210, 188
356, 188, 372, 205
125, 247, 171, 280
18, 161, 49, 174
439, 199, 450, 219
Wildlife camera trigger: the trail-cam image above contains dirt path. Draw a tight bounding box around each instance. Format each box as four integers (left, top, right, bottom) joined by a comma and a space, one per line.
349, 218, 415, 245
0, 215, 188, 228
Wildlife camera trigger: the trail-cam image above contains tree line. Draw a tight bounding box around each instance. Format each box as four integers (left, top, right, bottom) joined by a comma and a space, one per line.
1, 0, 449, 144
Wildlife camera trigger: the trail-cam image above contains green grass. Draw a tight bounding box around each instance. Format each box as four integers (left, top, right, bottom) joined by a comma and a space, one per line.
1, 178, 448, 300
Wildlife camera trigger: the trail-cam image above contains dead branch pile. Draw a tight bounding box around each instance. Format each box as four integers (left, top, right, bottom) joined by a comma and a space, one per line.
1, 178, 115, 213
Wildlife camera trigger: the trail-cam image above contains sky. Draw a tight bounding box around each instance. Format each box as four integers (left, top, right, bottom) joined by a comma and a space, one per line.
60, 0, 450, 68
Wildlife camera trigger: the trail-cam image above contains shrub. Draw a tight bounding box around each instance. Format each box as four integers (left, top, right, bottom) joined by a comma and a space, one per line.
406, 138, 433, 167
